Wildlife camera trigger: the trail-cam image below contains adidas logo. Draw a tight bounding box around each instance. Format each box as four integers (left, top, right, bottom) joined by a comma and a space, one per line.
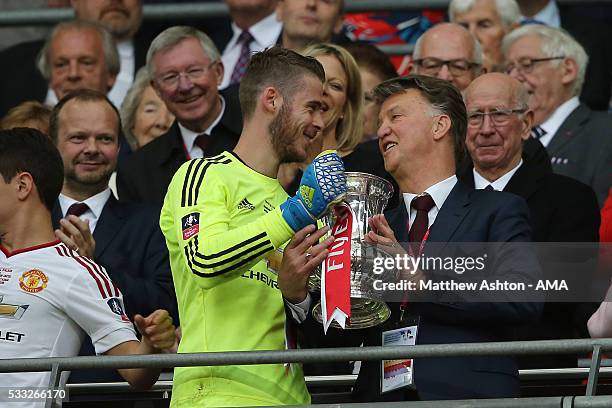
237, 198, 255, 211
263, 200, 274, 214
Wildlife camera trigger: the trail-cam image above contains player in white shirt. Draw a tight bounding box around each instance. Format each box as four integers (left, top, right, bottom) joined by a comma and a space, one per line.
0, 127, 176, 407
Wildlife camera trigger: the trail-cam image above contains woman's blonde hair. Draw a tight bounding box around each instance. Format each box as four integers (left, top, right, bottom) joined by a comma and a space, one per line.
302, 43, 363, 152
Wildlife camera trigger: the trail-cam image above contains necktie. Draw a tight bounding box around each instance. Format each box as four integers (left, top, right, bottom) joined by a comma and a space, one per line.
66, 202, 89, 217
194, 133, 211, 157
230, 30, 254, 85
521, 17, 546, 25
409, 194, 435, 246
531, 126, 547, 140
484, 184, 495, 191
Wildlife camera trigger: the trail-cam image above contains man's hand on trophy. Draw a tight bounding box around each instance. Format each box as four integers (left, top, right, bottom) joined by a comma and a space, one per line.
278, 224, 333, 304
280, 150, 347, 232
366, 215, 426, 285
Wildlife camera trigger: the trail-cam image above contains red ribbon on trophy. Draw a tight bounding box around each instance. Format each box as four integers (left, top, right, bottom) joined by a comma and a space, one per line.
321, 202, 353, 333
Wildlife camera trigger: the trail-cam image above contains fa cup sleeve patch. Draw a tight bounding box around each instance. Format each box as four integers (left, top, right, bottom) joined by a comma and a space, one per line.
182, 212, 200, 240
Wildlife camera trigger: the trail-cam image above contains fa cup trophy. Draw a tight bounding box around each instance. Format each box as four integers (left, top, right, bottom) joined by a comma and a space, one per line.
310, 172, 397, 330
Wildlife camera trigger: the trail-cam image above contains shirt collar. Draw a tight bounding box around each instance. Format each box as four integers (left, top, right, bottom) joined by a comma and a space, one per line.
229, 12, 282, 50
522, 0, 560, 27
403, 175, 457, 215
540, 96, 580, 144
473, 159, 523, 190
179, 95, 226, 152
58, 188, 111, 219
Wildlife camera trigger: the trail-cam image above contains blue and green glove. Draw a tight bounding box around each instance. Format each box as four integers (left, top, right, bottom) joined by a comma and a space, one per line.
280, 150, 347, 232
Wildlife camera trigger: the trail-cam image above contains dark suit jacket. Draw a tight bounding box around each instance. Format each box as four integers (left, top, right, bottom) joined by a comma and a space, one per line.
546, 103, 612, 207
352, 181, 541, 402
560, 5, 612, 111
0, 30, 152, 118
116, 86, 242, 206
458, 155, 600, 367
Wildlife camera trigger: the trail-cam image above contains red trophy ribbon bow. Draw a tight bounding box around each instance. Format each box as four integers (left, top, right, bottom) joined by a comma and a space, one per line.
321, 202, 353, 333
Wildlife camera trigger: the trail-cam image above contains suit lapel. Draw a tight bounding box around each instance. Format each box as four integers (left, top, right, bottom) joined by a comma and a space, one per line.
427, 182, 471, 247
503, 159, 541, 201
547, 103, 590, 156
385, 196, 409, 242
93, 196, 124, 259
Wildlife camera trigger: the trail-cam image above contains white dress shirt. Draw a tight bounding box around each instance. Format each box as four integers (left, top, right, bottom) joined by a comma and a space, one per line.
402, 175, 458, 229
521, 0, 561, 27
538, 96, 580, 147
58, 188, 112, 233
178, 96, 226, 159
44, 40, 135, 109
473, 160, 523, 191
219, 12, 283, 89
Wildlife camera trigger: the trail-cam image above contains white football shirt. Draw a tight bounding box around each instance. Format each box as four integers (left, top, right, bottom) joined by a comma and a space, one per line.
0, 240, 137, 407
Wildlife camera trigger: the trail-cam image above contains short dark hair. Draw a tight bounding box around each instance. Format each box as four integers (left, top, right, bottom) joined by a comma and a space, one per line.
49, 89, 121, 144
0, 127, 64, 211
344, 42, 397, 82
239, 46, 325, 121
374, 75, 468, 166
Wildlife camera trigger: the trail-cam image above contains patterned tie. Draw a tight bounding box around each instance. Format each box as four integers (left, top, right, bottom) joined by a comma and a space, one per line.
531, 126, 547, 140
230, 30, 254, 85
194, 133, 211, 157
66, 202, 89, 217
409, 194, 435, 246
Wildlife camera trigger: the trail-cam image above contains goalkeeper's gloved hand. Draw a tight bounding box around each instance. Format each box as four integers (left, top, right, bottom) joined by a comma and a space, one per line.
280, 150, 347, 232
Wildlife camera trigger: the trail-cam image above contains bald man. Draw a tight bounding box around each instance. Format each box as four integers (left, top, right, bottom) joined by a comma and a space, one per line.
412, 23, 484, 91
458, 72, 599, 368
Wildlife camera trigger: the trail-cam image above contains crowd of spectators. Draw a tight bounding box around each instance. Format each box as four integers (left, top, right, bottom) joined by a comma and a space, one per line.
2, 0, 612, 406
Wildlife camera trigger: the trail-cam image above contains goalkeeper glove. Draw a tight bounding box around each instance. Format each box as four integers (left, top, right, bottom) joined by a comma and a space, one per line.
280, 150, 347, 232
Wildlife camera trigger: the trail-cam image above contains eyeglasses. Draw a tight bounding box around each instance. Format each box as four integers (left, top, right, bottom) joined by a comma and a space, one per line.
155, 62, 217, 89
413, 58, 481, 76
504, 56, 565, 75
467, 108, 527, 127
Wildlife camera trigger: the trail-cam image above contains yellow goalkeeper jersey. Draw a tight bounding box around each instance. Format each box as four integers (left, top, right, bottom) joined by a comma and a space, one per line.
160, 152, 310, 407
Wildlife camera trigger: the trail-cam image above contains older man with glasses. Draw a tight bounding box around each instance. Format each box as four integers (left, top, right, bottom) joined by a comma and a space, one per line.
458, 71, 600, 370
116, 26, 243, 206
503, 24, 612, 206
411, 23, 484, 92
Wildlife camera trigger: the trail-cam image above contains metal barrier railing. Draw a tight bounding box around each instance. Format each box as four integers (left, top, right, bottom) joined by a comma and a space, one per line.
1, 338, 612, 407
0, 0, 608, 26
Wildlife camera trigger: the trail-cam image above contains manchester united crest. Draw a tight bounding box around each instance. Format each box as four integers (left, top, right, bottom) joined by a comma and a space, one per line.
19, 269, 48, 293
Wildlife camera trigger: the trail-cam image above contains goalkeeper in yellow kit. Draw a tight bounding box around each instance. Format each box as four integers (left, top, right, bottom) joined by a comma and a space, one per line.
160, 47, 347, 407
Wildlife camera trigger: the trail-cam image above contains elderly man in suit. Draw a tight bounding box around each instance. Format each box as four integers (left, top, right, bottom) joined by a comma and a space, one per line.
49, 89, 177, 383
351, 75, 541, 402
503, 24, 612, 207
0, 0, 150, 116
458, 72, 600, 368
116, 26, 242, 206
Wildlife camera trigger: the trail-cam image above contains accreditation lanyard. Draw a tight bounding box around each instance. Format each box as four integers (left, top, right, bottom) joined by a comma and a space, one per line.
399, 225, 430, 321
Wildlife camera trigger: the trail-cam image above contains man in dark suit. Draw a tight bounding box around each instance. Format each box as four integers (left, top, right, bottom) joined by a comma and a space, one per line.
351, 75, 541, 401
517, 0, 612, 111
458, 72, 600, 368
504, 24, 612, 207
116, 27, 242, 206
49, 89, 177, 386
0, 0, 151, 116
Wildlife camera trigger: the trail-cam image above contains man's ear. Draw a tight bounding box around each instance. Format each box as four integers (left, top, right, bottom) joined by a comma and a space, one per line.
520, 109, 534, 141
14, 172, 35, 202
214, 61, 225, 87
261, 86, 282, 115
432, 114, 451, 141
561, 57, 578, 87
107, 73, 118, 93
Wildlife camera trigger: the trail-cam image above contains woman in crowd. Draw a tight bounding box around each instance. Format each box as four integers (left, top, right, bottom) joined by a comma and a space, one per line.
121, 67, 174, 151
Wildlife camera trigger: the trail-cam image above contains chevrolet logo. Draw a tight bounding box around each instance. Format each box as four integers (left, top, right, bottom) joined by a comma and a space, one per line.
0, 296, 28, 320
